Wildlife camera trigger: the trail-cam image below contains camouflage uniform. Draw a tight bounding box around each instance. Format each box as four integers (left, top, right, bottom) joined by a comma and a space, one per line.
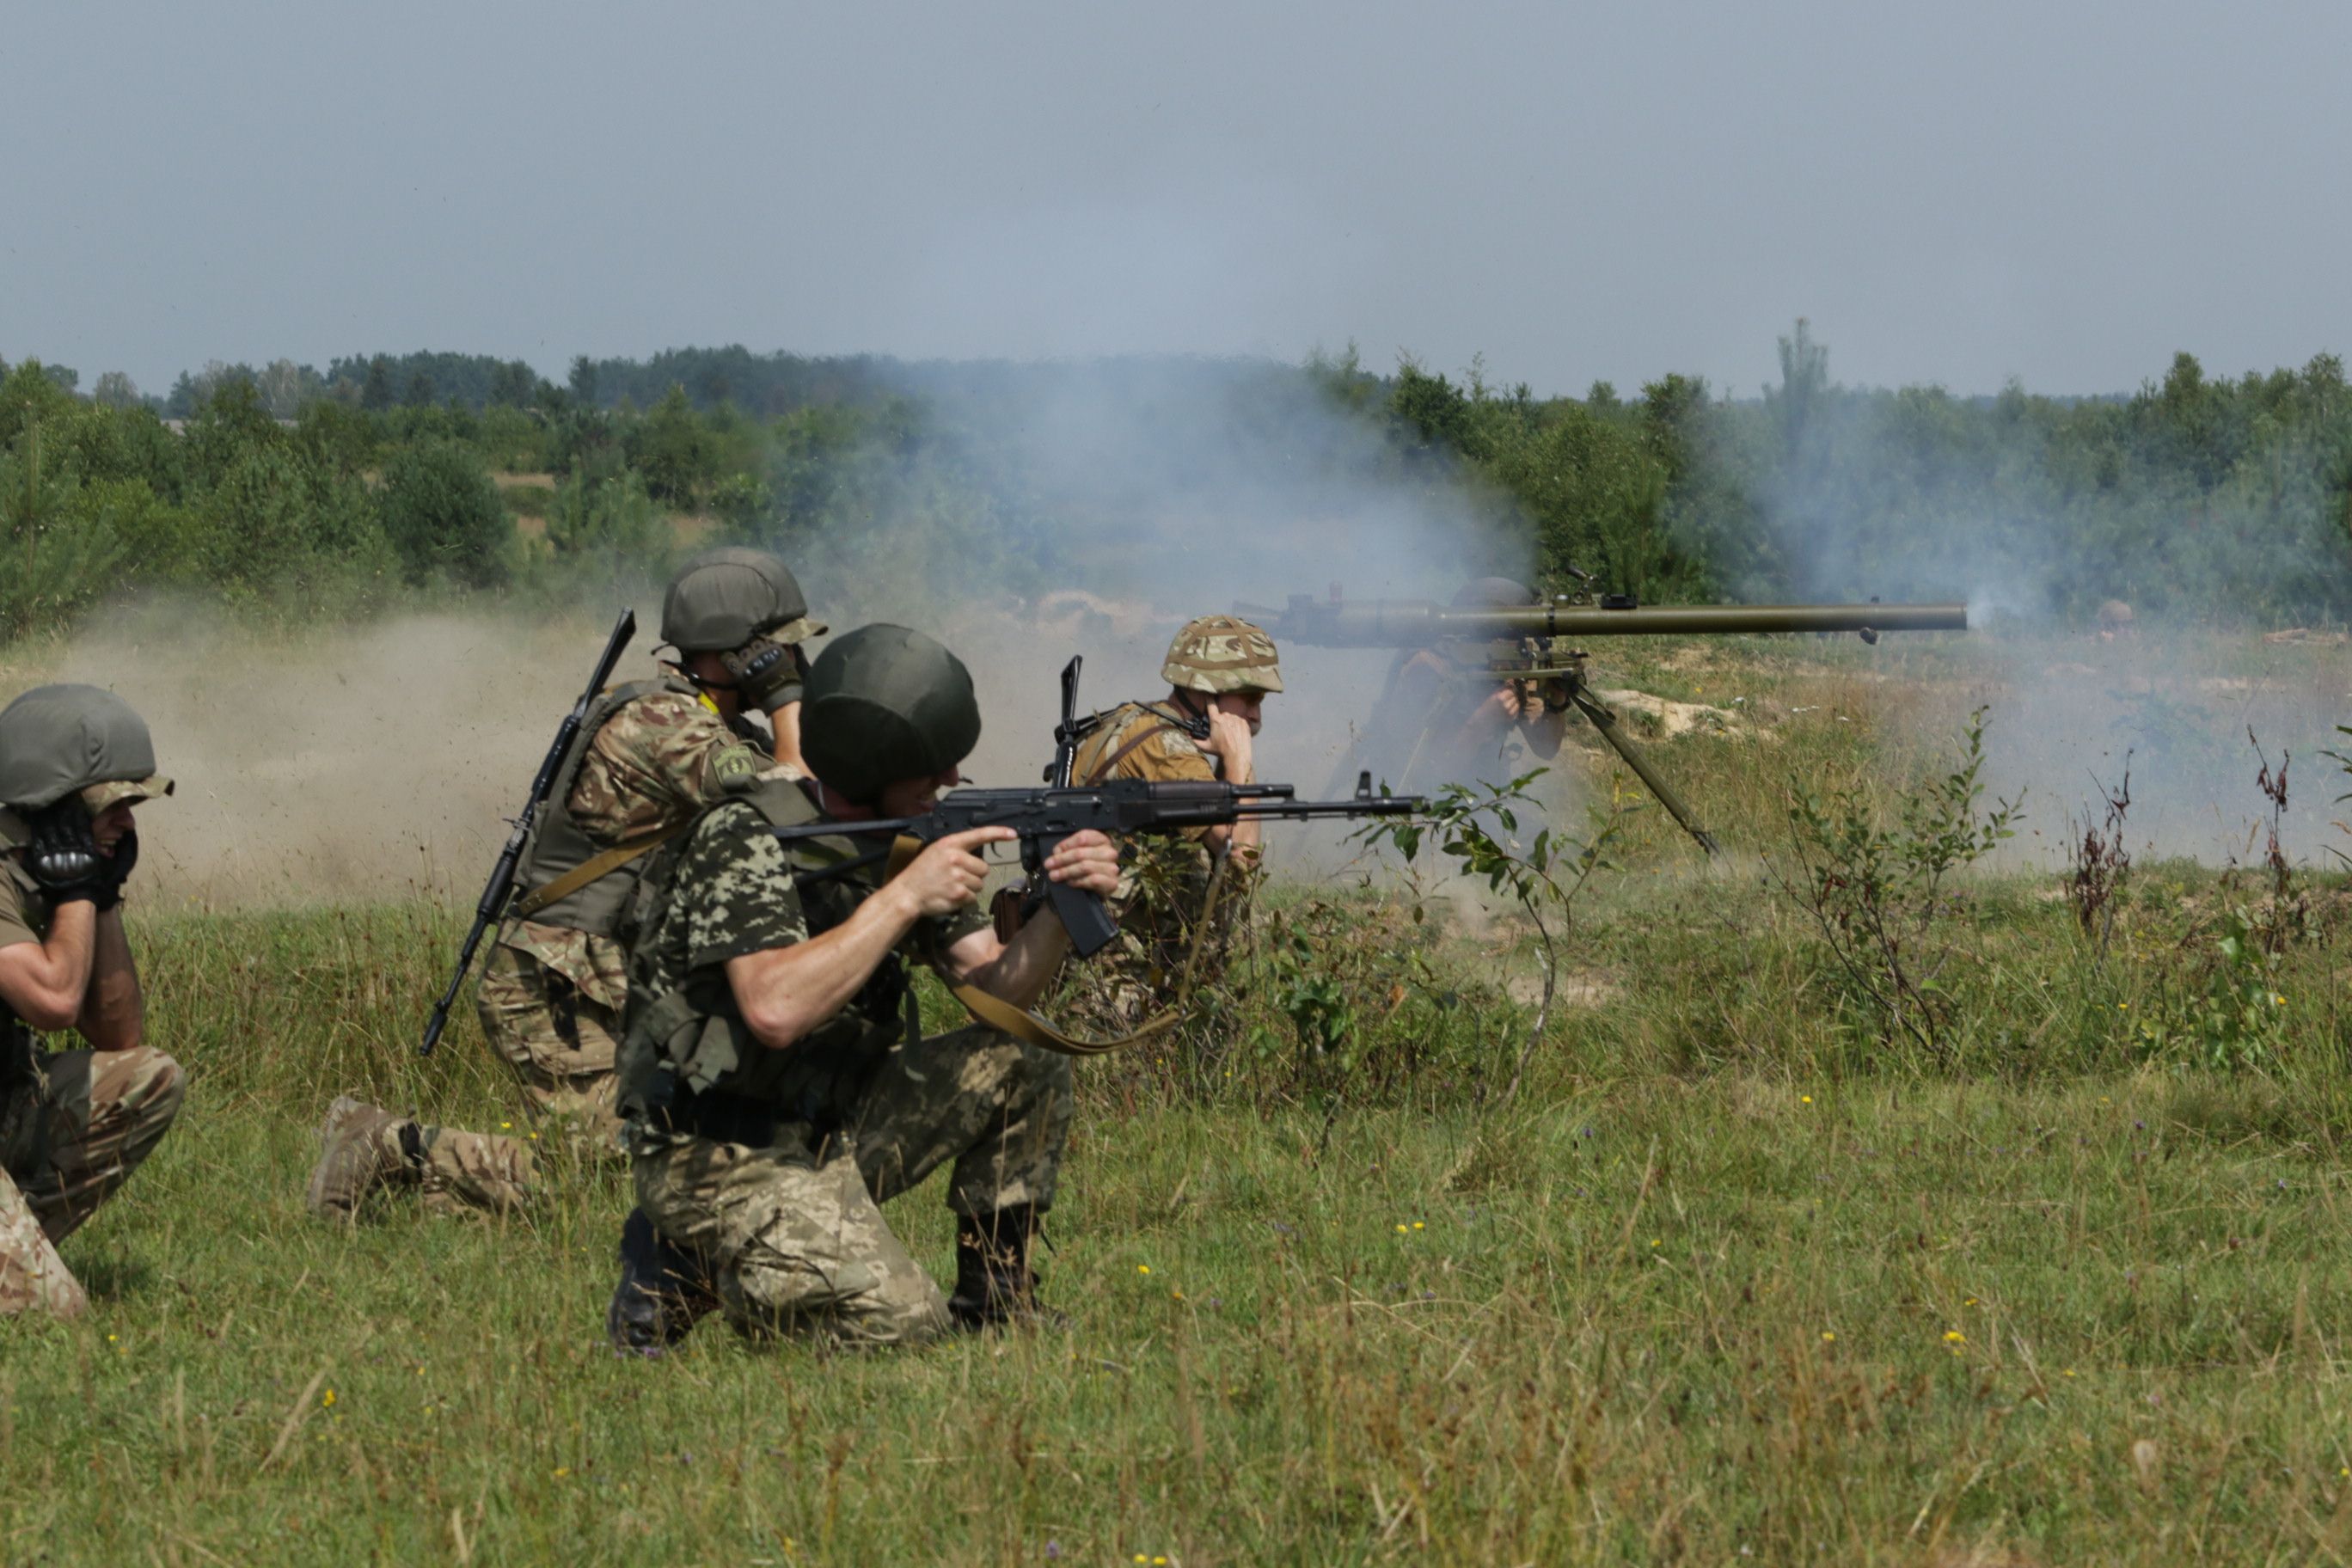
1340, 644, 1570, 798
1057, 616, 1283, 1030
312, 685, 766, 1221
618, 780, 1069, 1347
1063, 702, 1233, 1027
0, 838, 184, 1318
476, 684, 767, 1136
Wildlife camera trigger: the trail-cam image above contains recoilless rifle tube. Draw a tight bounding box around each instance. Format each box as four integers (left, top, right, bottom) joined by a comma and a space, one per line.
1245, 596, 1969, 647
1247, 587, 1969, 860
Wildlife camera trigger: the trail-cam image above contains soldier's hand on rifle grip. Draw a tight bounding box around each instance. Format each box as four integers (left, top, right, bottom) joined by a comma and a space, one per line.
1038, 829, 1120, 897
894, 827, 1008, 916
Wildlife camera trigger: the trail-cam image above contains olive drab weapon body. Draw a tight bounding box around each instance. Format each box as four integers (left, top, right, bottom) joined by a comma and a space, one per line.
420, 608, 639, 1056
1242, 587, 1970, 856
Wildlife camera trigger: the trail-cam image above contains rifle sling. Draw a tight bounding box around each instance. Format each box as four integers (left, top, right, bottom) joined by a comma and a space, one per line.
1087, 720, 1186, 784
512, 826, 685, 919
946, 980, 1176, 1058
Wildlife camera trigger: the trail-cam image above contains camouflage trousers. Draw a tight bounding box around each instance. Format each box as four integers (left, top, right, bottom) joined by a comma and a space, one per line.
407, 1120, 536, 1216
475, 942, 626, 1142
634, 1024, 1073, 1347
0, 1046, 186, 1318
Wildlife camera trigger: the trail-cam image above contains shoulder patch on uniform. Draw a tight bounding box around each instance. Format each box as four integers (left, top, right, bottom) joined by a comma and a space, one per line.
713, 744, 763, 791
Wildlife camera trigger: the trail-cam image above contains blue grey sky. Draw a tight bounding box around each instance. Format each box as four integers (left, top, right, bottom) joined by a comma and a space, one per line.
4, 0, 2343, 399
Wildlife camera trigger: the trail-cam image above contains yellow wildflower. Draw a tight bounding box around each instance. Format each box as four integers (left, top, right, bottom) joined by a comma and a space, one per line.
322, 1389, 337, 1407
1136, 1265, 1150, 1276
1943, 1331, 1965, 1344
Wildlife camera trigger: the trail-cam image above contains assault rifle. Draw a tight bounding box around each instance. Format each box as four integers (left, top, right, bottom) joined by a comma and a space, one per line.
1240, 585, 1970, 856
777, 657, 1421, 957
420, 607, 638, 1056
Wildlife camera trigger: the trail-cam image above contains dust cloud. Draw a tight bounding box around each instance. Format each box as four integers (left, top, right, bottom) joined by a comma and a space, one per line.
14, 609, 603, 910
4, 608, 1438, 912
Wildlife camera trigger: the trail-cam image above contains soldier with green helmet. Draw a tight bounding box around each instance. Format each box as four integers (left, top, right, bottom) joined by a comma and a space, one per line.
1057, 613, 1283, 1031
605, 622, 1122, 1351
306, 547, 826, 1222
0, 684, 186, 1318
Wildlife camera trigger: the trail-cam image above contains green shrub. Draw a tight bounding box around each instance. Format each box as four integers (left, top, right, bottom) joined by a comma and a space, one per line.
377, 438, 512, 587
190, 443, 397, 611
0, 426, 126, 640
529, 469, 671, 598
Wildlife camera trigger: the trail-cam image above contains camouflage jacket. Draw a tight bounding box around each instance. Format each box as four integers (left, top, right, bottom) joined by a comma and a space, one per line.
1064, 700, 1242, 990
616, 778, 985, 1136
498, 688, 768, 1012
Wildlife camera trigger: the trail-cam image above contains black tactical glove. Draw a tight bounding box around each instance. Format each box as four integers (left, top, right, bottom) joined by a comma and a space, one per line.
24, 799, 107, 909
720, 636, 805, 715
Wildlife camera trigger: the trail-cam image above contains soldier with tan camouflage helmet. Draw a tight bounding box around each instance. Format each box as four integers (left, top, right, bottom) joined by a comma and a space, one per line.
0, 685, 186, 1318
305, 547, 825, 1222
1059, 614, 1283, 1028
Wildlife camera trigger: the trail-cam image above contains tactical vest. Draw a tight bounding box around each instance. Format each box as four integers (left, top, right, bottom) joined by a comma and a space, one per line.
510, 677, 714, 938
615, 776, 912, 1141
1071, 701, 1216, 786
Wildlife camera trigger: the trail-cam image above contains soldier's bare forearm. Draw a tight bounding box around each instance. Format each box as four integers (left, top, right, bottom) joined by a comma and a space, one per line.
726, 886, 923, 1050
950, 916, 1069, 1009
769, 702, 805, 771
76, 910, 144, 1051
0, 904, 98, 1033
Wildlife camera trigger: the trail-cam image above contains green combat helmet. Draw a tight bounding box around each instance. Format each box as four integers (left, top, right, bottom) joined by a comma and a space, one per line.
0, 683, 174, 812
1162, 614, 1283, 695
659, 547, 827, 654
799, 624, 982, 804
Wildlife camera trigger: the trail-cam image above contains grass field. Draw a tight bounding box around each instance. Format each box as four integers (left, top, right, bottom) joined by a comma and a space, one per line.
5, 633, 2352, 1565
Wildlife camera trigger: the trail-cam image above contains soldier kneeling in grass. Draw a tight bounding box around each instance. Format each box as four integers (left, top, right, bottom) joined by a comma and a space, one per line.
0, 685, 185, 1319
607, 624, 1121, 1352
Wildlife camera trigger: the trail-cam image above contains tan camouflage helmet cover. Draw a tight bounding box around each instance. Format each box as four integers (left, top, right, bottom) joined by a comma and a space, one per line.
1161, 615, 1283, 695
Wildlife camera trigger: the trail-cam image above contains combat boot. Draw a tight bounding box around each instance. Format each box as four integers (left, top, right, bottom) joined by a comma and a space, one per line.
304, 1096, 419, 1221
606, 1207, 711, 1357
948, 1204, 1056, 1331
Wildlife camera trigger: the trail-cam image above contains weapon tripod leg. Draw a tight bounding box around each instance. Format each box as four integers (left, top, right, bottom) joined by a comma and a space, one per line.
1568, 690, 1722, 857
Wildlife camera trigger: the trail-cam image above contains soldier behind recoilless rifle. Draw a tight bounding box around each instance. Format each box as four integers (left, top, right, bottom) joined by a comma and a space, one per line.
1251, 580, 1969, 854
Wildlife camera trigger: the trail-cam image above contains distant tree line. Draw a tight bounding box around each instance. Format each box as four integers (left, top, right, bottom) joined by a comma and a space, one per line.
0, 326, 2343, 646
